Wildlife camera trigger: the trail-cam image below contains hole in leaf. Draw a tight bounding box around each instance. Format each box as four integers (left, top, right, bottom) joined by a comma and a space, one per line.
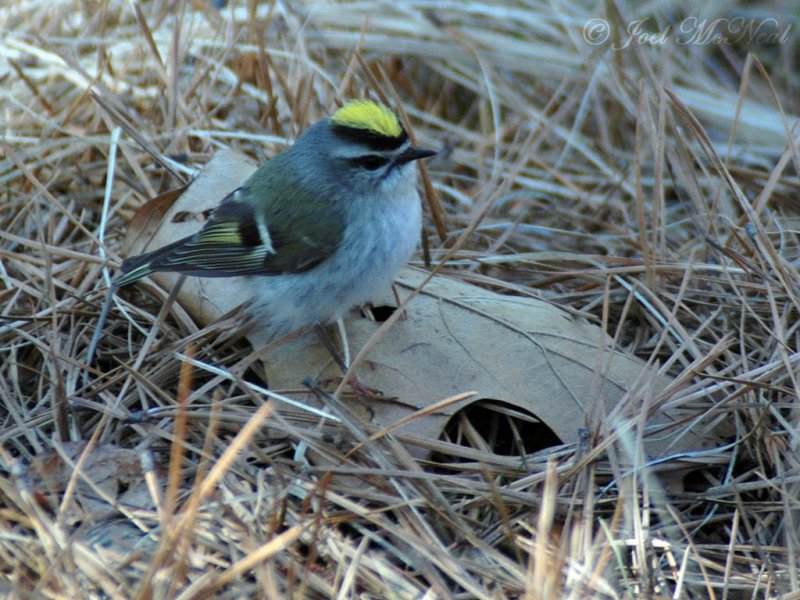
366, 305, 397, 322
437, 399, 562, 458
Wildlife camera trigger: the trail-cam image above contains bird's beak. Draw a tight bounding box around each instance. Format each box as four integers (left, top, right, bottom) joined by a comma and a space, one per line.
397, 146, 437, 165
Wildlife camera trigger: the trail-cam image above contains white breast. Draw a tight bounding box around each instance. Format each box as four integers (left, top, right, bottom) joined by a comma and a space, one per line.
246, 175, 422, 343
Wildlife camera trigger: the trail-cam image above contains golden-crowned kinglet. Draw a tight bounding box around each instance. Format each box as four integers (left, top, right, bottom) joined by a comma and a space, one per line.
115, 99, 435, 342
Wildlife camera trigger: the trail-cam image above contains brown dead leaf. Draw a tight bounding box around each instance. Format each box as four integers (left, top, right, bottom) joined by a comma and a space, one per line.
29, 442, 159, 524
262, 267, 704, 459
121, 185, 186, 256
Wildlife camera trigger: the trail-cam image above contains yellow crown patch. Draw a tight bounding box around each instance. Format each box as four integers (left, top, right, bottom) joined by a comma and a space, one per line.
331, 99, 403, 138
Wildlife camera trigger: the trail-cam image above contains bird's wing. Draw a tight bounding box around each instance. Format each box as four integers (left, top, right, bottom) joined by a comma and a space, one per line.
115, 177, 345, 286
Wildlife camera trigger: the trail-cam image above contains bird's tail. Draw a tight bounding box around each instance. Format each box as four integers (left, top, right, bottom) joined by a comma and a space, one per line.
114, 236, 191, 287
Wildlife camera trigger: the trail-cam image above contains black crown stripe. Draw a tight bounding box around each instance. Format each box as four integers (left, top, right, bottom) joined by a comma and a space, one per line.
330, 123, 408, 151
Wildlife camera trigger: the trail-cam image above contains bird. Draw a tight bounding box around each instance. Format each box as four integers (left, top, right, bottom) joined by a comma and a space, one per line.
113, 99, 436, 344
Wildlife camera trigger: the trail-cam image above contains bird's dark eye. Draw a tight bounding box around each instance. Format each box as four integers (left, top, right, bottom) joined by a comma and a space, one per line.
355, 155, 390, 170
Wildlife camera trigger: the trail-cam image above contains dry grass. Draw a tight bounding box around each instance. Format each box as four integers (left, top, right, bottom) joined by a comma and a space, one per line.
2, 1, 800, 598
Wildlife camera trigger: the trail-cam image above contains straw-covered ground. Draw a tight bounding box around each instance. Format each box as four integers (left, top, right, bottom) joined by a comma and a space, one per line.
2, 1, 799, 598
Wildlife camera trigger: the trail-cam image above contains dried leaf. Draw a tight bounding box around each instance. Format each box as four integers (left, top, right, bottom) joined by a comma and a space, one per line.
29, 442, 158, 523
121, 185, 186, 256
262, 267, 702, 458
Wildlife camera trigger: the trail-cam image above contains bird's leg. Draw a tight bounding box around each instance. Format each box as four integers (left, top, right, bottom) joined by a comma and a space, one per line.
313, 323, 383, 405
314, 323, 347, 371
391, 283, 408, 320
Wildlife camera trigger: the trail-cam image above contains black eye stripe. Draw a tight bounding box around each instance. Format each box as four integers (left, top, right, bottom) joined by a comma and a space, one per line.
351, 155, 390, 170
